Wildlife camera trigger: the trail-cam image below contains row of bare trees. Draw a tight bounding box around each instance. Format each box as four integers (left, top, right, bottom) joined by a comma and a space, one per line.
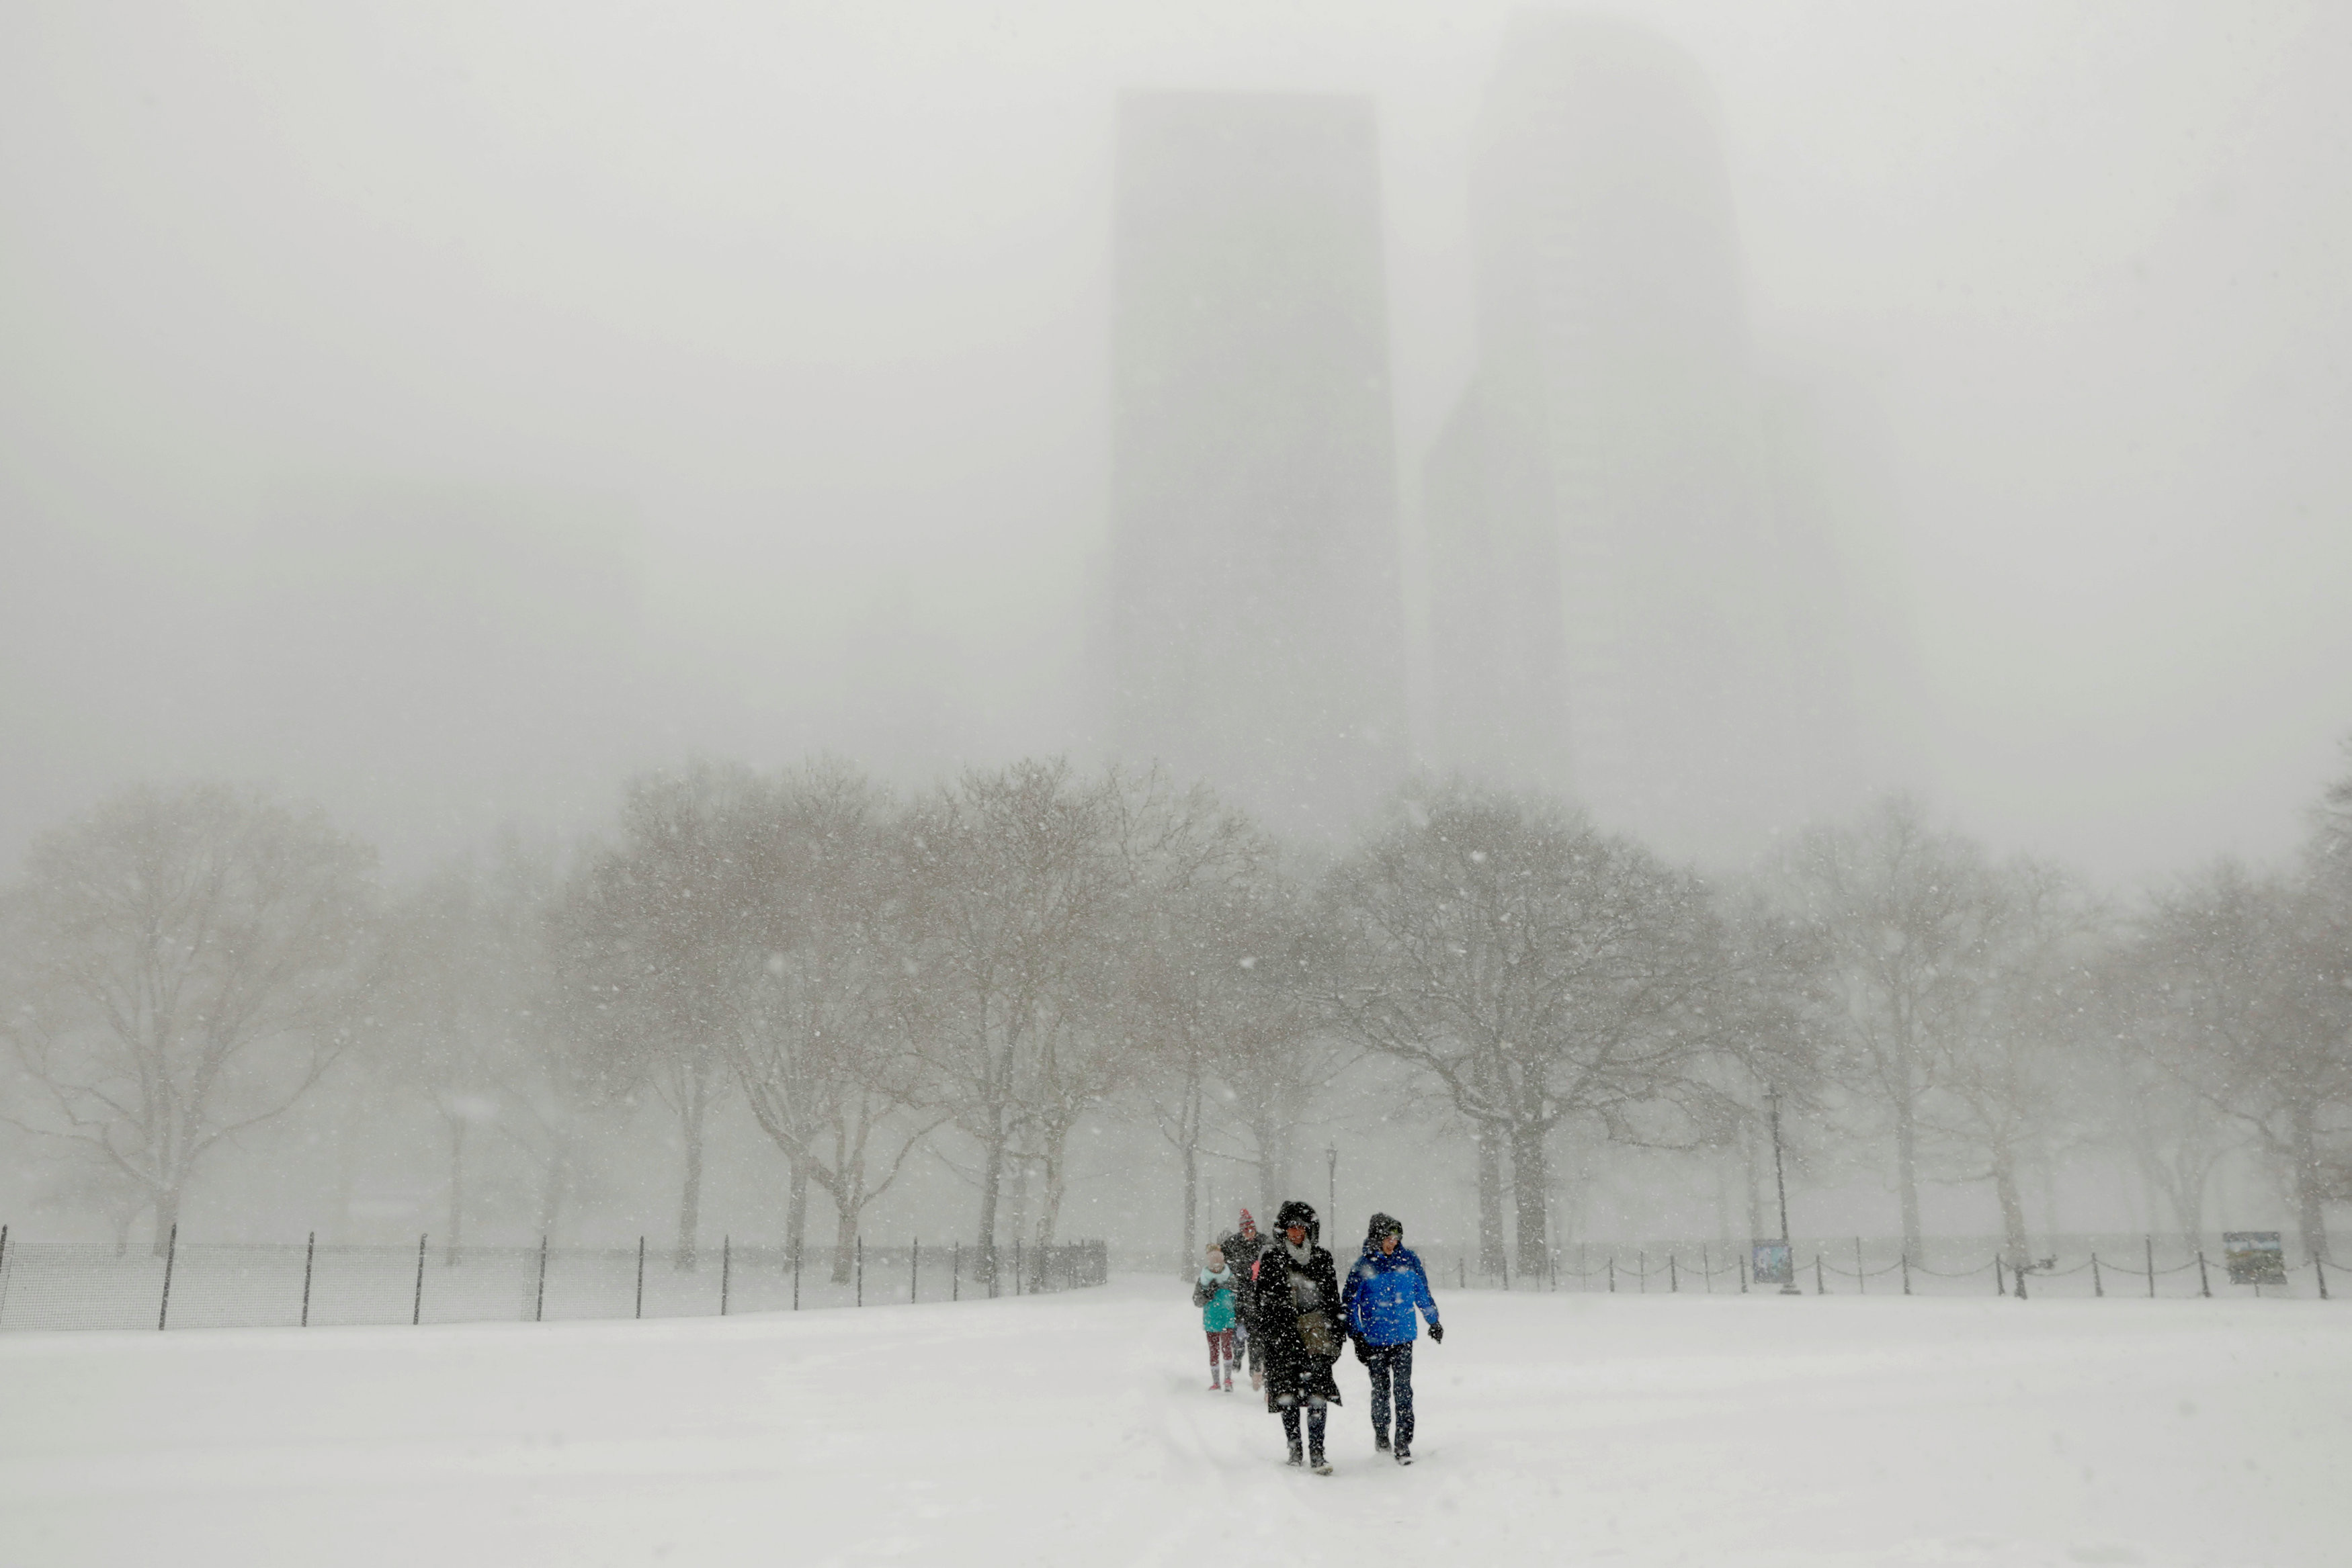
1781, 780, 2352, 1269
4, 752, 2347, 1272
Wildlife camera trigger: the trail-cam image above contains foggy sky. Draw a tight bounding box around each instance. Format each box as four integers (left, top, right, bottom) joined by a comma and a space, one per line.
3, 0, 2347, 885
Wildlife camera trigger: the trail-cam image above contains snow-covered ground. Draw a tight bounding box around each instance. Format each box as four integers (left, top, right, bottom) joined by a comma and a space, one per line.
3, 1275, 2345, 1567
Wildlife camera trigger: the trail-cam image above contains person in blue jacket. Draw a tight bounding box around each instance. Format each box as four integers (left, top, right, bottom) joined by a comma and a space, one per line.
1341, 1212, 1441, 1465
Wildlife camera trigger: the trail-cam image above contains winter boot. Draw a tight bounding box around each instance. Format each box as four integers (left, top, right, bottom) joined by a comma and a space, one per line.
1310, 1450, 1333, 1477
1286, 1440, 1304, 1468
1393, 1442, 1413, 1466
1374, 1430, 1390, 1452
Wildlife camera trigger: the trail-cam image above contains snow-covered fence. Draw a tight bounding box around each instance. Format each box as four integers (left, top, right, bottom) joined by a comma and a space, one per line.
0, 1228, 1109, 1333
1397, 1234, 2347, 1301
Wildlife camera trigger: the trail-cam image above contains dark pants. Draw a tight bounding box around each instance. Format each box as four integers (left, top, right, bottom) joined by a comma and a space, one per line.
1365, 1342, 1415, 1448
1278, 1397, 1329, 1458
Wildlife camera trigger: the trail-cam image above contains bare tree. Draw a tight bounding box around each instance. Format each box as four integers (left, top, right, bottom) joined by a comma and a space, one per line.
1123, 781, 1329, 1256
1922, 857, 2103, 1264
1323, 782, 1741, 1278
897, 759, 1129, 1270
2140, 859, 2350, 1262
2093, 930, 2234, 1235
553, 764, 765, 1270
377, 833, 575, 1258
726, 761, 940, 1282
1781, 795, 1995, 1262
0, 784, 376, 1250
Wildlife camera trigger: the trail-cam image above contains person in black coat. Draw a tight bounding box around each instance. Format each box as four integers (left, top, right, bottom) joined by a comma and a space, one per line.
1214, 1209, 1269, 1389
1251, 1199, 1345, 1473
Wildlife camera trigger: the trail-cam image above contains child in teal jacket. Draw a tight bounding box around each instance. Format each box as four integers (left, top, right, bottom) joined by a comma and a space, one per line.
1193, 1244, 1238, 1391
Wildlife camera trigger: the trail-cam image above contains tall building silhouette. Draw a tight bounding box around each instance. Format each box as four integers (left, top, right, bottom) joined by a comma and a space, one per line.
1109, 91, 1409, 835
1427, 15, 1813, 859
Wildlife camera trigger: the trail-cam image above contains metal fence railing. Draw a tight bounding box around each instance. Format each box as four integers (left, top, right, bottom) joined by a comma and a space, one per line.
1396, 1233, 2347, 1301
0, 1228, 1109, 1334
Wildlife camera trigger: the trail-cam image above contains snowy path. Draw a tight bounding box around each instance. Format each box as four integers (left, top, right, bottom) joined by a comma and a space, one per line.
3, 1275, 2347, 1567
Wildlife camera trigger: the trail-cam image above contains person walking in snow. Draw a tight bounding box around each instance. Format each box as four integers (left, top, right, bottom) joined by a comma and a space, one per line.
1251, 1199, 1345, 1474
1342, 1212, 1441, 1465
1193, 1244, 1239, 1391
1216, 1209, 1269, 1391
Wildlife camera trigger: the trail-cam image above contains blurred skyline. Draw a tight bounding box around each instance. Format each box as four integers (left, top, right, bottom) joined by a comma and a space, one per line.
3, 1, 2348, 885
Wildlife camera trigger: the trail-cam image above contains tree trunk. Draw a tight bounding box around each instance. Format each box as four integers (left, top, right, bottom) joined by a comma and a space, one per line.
2291, 1102, 2330, 1264
674, 1065, 708, 1272
1038, 1123, 1071, 1248
152, 1183, 181, 1256
1509, 1119, 1550, 1278
1992, 1143, 2029, 1264
1742, 1117, 1766, 1240
786, 1162, 810, 1268
1243, 1106, 1290, 1217
831, 1190, 859, 1284
536, 1129, 571, 1242
444, 1115, 466, 1265
976, 1128, 1006, 1284
1180, 1079, 1201, 1266
1007, 1151, 1033, 1253
1892, 1076, 1923, 1262
1476, 1127, 1506, 1277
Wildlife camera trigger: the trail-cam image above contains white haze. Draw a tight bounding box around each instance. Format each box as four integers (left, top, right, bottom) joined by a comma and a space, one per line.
2, 0, 2349, 883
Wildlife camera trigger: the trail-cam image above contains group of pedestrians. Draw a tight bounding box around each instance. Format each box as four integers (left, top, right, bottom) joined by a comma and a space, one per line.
1191, 1200, 1441, 1475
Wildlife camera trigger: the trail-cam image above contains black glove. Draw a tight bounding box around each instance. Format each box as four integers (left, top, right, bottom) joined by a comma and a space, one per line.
1350, 1333, 1369, 1364
1428, 1322, 1443, 1344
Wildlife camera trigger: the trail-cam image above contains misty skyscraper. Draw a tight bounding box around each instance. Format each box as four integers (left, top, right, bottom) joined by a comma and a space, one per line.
1109, 91, 1408, 834
1427, 15, 1810, 859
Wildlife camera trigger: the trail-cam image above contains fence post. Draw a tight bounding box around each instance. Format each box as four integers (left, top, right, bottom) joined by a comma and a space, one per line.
2146, 1235, 2156, 1299
302, 1231, 316, 1327
857, 1235, 865, 1307
793, 1244, 801, 1311
1900, 1252, 1911, 1297
2197, 1250, 2211, 1298
1994, 1257, 2004, 1296
1740, 1252, 1749, 1294
2316, 1254, 2329, 1301
2092, 1253, 2103, 1298
953, 1241, 960, 1303
1638, 1250, 1646, 1295
1855, 1237, 1865, 1296
636, 1237, 646, 1320
0, 1223, 7, 1329
2015, 1260, 2028, 1301
158, 1223, 179, 1331
1814, 1254, 1824, 1296
721, 1235, 731, 1317
1608, 1255, 1616, 1293
1460, 1258, 1468, 1291
1702, 1244, 1712, 1295
413, 1233, 427, 1326
1502, 1251, 1511, 1292
912, 1238, 919, 1305
1668, 1254, 1677, 1293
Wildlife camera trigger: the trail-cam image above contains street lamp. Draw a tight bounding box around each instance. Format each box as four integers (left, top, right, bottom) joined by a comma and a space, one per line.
1766, 1086, 1801, 1295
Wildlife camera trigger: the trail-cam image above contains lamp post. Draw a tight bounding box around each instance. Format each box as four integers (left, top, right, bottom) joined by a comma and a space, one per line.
1767, 1086, 1801, 1296
1325, 1146, 1338, 1226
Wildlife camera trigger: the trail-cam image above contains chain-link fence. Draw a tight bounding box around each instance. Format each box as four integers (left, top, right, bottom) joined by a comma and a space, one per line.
0, 1227, 1109, 1333
1400, 1233, 2347, 1301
